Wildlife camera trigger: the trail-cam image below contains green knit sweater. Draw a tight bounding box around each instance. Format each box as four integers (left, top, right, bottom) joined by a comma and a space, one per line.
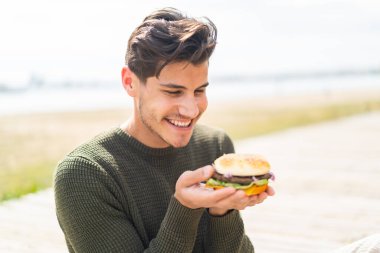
54, 124, 254, 253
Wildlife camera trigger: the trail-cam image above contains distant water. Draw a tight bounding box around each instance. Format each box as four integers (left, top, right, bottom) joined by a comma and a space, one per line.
2, 0, 380, 116
1, 74, 380, 116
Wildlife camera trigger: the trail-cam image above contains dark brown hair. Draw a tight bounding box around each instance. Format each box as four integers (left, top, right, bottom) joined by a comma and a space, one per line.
125, 7, 217, 83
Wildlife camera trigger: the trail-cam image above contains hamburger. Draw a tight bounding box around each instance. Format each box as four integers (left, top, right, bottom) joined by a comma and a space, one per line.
205, 153, 274, 196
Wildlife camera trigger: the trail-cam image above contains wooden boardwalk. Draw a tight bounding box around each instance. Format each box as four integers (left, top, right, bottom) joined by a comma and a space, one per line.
0, 189, 66, 253
1, 112, 380, 252
238, 112, 380, 252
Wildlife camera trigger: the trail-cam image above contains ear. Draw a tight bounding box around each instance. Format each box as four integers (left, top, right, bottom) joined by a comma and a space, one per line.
121, 66, 137, 96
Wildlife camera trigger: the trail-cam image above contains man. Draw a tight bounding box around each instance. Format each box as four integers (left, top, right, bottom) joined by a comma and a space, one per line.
54, 7, 274, 252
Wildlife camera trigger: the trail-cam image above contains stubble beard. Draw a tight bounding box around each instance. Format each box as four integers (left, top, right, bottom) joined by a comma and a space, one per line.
138, 99, 172, 147
138, 99, 199, 148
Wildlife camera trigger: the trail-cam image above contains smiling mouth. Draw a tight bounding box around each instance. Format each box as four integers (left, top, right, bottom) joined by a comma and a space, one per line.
167, 119, 192, 128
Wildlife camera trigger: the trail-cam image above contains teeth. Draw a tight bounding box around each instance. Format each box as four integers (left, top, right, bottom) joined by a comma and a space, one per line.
168, 119, 191, 127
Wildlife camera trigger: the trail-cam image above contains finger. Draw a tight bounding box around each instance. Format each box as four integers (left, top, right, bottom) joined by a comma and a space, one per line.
257, 191, 268, 202
238, 196, 251, 210
179, 186, 237, 209
206, 187, 237, 204
176, 165, 214, 189
247, 195, 259, 206
254, 188, 273, 205
234, 194, 254, 210
266, 186, 275, 196
212, 190, 248, 210
244, 187, 275, 207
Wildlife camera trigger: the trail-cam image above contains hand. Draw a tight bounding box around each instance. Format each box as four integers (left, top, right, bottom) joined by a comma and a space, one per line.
174, 166, 275, 215
208, 186, 275, 215
174, 165, 237, 210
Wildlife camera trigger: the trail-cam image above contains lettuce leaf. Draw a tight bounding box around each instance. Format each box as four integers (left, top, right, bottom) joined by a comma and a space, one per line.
206, 178, 268, 189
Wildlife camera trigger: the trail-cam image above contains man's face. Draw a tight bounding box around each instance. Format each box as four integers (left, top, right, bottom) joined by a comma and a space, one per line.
131, 61, 209, 148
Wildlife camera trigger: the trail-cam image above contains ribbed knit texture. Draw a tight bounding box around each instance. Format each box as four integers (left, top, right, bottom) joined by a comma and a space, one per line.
54, 124, 254, 252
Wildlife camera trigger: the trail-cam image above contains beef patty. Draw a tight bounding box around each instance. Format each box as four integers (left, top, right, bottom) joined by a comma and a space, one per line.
212, 171, 271, 185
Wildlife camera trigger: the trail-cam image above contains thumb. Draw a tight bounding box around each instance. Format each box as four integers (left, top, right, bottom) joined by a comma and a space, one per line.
177, 165, 214, 188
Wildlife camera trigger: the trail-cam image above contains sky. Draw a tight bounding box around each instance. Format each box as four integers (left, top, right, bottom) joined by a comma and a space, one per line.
1, 0, 380, 87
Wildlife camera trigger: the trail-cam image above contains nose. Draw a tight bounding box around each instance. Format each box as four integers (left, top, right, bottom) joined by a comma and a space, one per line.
178, 96, 199, 119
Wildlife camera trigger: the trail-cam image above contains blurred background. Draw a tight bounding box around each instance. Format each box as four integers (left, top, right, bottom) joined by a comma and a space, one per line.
1, 0, 380, 113
0, 0, 380, 252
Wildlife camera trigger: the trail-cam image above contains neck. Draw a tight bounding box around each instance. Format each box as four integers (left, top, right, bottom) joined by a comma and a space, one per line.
120, 117, 170, 149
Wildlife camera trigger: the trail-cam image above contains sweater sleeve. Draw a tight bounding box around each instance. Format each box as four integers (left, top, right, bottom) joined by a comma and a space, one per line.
150, 196, 205, 252
54, 156, 204, 253
204, 210, 254, 252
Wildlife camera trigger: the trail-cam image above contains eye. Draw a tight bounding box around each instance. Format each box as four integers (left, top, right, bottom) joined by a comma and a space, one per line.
195, 89, 206, 95
164, 90, 182, 96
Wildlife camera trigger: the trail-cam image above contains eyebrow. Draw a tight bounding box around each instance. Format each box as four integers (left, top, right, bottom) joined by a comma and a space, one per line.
159, 82, 209, 90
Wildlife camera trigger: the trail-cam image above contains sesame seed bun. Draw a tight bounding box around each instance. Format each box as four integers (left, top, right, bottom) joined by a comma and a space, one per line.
214, 153, 270, 176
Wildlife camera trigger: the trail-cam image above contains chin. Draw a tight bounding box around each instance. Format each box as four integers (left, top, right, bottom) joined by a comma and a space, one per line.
161, 121, 196, 147
170, 140, 190, 148
169, 135, 192, 148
